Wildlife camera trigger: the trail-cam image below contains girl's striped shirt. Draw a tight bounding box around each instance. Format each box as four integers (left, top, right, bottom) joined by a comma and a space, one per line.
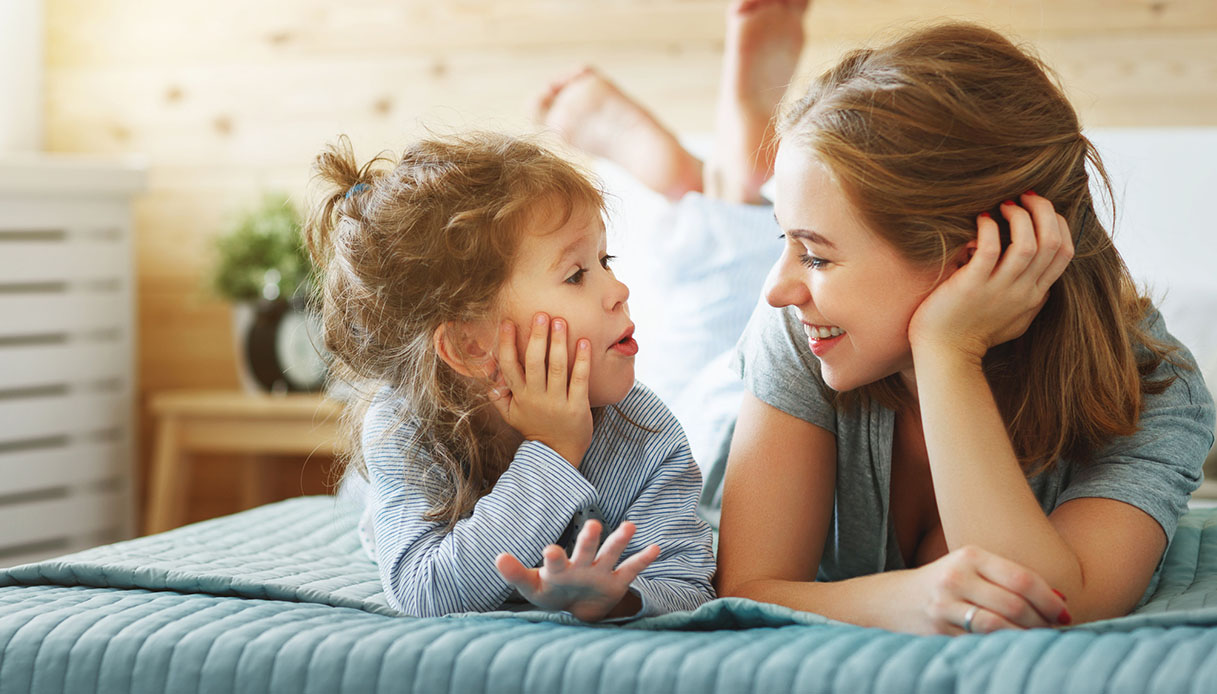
351, 381, 716, 619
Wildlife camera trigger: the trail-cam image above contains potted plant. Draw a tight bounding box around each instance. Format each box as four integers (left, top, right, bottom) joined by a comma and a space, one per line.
209, 194, 328, 393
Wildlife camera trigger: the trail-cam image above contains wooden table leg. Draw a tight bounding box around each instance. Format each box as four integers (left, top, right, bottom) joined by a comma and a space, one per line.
145, 417, 185, 534
242, 454, 274, 510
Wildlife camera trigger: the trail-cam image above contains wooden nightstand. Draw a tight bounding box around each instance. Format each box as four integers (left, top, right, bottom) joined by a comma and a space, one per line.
145, 390, 345, 534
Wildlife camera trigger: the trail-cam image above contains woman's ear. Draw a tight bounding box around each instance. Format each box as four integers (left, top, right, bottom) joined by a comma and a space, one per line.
953, 240, 979, 270
433, 321, 496, 380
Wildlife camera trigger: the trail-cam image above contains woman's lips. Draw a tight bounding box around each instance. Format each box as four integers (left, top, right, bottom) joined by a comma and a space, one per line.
802, 321, 846, 357
806, 332, 844, 357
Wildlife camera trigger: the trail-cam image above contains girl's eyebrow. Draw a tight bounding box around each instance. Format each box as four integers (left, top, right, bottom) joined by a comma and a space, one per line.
775, 214, 838, 250
548, 234, 594, 272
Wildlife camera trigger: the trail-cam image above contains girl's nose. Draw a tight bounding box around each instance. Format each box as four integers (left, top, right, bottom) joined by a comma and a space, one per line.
606, 274, 630, 312
764, 251, 811, 309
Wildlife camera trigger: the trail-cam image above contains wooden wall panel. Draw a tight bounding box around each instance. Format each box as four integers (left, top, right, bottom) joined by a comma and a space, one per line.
42, 0, 1217, 529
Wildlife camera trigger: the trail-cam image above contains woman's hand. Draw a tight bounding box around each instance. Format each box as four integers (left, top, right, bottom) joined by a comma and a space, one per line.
489, 312, 594, 467
495, 520, 661, 622
908, 192, 1075, 363
901, 545, 1072, 635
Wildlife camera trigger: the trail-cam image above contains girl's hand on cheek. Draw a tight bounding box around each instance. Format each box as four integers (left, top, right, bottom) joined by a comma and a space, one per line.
488, 313, 594, 467
908, 192, 1075, 363
495, 520, 661, 622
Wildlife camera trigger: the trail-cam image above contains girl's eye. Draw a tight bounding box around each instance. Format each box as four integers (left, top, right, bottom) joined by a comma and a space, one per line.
799, 253, 829, 269
600, 254, 616, 269
565, 268, 587, 285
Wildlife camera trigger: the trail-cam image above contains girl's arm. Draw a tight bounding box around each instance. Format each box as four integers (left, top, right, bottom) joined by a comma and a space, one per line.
496, 391, 718, 621
369, 439, 600, 617
717, 393, 1068, 634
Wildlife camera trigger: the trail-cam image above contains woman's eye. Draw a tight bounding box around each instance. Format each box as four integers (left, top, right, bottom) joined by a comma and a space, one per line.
799, 253, 829, 269
600, 254, 616, 269
565, 268, 587, 285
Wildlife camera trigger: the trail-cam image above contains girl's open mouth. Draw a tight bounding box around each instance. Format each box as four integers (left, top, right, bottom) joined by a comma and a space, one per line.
610, 326, 638, 356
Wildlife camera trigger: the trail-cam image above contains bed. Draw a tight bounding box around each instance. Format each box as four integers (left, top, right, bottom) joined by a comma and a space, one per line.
1, 495, 1216, 694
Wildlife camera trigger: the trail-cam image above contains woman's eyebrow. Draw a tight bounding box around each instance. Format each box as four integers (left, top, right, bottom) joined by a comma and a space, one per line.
788, 229, 838, 250
773, 213, 838, 250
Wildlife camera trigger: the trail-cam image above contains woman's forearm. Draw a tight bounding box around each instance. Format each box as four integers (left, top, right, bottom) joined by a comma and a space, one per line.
912, 347, 1085, 597
726, 572, 924, 632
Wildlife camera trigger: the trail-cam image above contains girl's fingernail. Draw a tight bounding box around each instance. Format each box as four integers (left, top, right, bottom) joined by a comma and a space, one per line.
1052, 589, 1067, 601
578, 339, 589, 350
1057, 607, 1072, 625
553, 319, 564, 331
1024, 189, 1037, 196
535, 314, 547, 325
1002, 199, 1016, 206
979, 211, 991, 219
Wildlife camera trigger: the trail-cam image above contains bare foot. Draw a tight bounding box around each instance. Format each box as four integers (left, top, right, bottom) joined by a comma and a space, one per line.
707, 0, 809, 204
536, 66, 703, 201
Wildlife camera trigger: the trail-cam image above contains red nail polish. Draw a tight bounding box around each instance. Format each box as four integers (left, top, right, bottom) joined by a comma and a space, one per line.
1024, 189, 1037, 196
1002, 200, 1016, 206
979, 211, 991, 219
1052, 589, 1067, 601
1057, 607, 1072, 625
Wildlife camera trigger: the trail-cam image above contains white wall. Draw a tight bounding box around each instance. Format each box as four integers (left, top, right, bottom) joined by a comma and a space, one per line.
0, 0, 44, 152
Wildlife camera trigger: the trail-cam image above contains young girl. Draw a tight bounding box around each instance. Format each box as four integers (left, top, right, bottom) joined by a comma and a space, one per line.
709, 21, 1216, 634
306, 133, 715, 621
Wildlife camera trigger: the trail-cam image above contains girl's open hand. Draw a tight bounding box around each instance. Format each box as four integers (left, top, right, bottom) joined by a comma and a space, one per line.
908, 192, 1075, 362
488, 312, 594, 467
495, 520, 661, 622
900, 545, 1071, 635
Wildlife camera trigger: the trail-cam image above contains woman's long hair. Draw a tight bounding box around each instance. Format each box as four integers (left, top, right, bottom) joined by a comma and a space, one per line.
780, 22, 1180, 475
305, 132, 605, 527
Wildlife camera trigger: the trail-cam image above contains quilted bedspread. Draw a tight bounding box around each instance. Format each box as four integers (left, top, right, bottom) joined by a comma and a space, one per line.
1, 497, 1216, 694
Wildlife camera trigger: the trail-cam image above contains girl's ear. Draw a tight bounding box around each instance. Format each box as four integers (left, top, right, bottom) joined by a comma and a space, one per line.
433, 321, 497, 380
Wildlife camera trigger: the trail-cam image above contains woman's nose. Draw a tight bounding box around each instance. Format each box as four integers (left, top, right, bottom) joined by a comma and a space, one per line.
764, 252, 811, 309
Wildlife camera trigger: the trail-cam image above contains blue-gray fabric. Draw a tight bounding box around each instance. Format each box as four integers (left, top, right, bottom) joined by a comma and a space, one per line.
2, 497, 1217, 694
733, 301, 1217, 582
352, 381, 715, 618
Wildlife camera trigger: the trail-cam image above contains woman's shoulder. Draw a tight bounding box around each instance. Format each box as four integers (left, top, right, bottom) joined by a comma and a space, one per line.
1137, 307, 1215, 409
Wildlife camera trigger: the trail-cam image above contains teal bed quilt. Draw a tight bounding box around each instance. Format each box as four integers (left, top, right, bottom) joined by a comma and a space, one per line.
2, 496, 1216, 693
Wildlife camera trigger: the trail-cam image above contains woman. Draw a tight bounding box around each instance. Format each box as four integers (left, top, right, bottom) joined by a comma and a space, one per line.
714, 22, 1216, 634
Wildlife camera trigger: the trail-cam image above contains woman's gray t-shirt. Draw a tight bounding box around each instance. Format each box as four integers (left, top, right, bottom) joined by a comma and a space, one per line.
733, 301, 1217, 582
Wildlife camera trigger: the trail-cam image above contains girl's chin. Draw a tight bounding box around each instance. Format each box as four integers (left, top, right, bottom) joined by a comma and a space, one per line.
589, 375, 636, 408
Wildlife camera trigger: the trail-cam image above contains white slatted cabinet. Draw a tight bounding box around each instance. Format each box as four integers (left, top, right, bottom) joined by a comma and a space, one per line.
0, 156, 144, 567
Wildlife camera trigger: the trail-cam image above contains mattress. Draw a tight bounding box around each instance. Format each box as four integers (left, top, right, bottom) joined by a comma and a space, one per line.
1, 496, 1216, 693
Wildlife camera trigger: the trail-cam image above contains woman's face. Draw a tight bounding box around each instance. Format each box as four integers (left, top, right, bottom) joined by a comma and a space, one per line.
767, 142, 944, 393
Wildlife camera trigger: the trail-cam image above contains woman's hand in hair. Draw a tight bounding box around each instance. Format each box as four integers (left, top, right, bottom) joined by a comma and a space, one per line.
495, 520, 660, 622
907, 192, 1075, 364
489, 313, 595, 467
904, 544, 1072, 635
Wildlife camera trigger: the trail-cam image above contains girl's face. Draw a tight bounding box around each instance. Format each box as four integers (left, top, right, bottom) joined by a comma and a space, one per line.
767, 143, 943, 393
496, 201, 636, 408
